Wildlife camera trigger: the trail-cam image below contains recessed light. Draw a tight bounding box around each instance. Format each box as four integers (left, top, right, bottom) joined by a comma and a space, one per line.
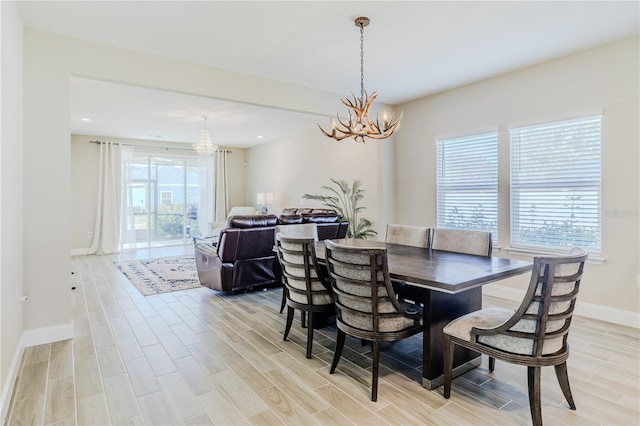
81, 117, 91, 122
257, 135, 263, 139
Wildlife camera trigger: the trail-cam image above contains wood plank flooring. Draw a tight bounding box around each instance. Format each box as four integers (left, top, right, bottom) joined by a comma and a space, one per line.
5, 246, 640, 425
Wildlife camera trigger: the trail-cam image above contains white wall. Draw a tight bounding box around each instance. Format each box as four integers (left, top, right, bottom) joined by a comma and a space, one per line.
393, 36, 640, 318
245, 127, 390, 237
70, 135, 247, 251
0, 0, 24, 415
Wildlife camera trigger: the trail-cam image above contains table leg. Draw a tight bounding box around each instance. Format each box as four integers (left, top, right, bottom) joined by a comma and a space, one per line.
421, 287, 482, 390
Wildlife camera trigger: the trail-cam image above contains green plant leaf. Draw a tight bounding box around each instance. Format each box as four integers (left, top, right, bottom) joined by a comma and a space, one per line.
303, 178, 376, 239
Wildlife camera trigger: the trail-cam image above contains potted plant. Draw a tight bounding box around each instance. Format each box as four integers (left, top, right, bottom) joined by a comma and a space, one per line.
303, 178, 377, 239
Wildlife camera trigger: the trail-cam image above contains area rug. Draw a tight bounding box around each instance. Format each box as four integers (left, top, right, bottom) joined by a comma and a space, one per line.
114, 255, 201, 296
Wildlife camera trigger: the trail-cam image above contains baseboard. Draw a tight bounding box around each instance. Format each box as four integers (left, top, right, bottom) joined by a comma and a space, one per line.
21, 322, 74, 347
1, 335, 25, 424
483, 284, 639, 329
71, 248, 90, 256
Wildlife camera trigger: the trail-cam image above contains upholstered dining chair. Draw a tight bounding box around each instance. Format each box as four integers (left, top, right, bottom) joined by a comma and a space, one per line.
431, 227, 492, 256
275, 223, 319, 314
384, 224, 430, 306
324, 239, 423, 401
385, 224, 430, 248
275, 225, 334, 359
442, 248, 588, 426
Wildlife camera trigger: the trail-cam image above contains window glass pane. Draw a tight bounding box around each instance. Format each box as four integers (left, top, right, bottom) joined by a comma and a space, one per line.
121, 151, 209, 249
510, 115, 602, 252
436, 132, 499, 242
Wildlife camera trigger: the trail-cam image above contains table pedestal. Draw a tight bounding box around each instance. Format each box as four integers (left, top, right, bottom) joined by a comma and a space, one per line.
421, 287, 482, 390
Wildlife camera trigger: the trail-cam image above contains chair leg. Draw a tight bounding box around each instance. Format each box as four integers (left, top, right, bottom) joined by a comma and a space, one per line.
330, 330, 346, 374
283, 306, 295, 341
527, 366, 543, 426
371, 340, 379, 402
554, 362, 576, 409
443, 335, 453, 399
306, 312, 314, 359
279, 288, 287, 313
489, 356, 495, 372
301, 311, 307, 328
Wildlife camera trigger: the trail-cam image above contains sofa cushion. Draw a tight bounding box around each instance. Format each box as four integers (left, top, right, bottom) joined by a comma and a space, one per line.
302, 213, 340, 224
278, 215, 304, 225
227, 214, 278, 228
281, 208, 337, 216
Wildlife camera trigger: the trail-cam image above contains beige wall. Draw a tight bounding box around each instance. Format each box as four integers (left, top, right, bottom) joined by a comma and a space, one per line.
245, 127, 390, 236
393, 36, 640, 315
70, 135, 247, 251
0, 0, 24, 404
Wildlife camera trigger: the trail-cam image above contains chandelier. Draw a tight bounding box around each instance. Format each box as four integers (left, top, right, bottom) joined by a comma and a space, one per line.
193, 115, 219, 156
319, 17, 402, 144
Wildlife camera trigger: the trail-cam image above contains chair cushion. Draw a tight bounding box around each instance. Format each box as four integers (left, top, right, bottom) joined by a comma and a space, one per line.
444, 307, 512, 341
339, 310, 417, 333
444, 307, 565, 356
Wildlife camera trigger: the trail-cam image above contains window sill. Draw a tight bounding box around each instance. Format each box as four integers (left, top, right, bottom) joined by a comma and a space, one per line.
504, 246, 605, 265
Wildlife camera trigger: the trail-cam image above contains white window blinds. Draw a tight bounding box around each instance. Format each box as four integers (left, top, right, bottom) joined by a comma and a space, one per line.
510, 114, 602, 253
436, 132, 498, 242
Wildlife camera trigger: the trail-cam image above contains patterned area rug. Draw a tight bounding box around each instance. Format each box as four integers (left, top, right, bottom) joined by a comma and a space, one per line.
114, 255, 201, 296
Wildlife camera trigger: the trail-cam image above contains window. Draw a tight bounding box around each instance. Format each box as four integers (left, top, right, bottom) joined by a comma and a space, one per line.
121, 153, 208, 249
510, 114, 602, 253
436, 131, 499, 242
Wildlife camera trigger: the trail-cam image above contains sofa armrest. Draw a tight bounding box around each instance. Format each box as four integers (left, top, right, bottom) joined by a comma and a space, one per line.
194, 243, 226, 291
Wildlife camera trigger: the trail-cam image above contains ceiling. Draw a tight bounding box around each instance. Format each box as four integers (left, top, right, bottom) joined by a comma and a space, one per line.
18, 1, 639, 148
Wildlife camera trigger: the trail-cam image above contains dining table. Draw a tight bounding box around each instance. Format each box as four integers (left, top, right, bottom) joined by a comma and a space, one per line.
315, 238, 533, 390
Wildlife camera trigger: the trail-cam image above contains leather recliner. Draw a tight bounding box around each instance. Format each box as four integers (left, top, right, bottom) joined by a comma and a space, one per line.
194, 210, 349, 293
195, 215, 281, 293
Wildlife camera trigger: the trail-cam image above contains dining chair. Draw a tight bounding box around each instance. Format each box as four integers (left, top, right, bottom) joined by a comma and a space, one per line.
384, 224, 430, 306
442, 248, 588, 426
275, 223, 319, 313
324, 239, 422, 401
385, 224, 430, 248
431, 228, 492, 256
275, 225, 334, 359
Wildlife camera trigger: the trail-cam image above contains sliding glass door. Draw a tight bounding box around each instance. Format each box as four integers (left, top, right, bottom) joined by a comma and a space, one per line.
122, 152, 208, 249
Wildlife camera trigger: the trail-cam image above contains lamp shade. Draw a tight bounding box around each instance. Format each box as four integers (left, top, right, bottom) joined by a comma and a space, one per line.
256, 192, 274, 205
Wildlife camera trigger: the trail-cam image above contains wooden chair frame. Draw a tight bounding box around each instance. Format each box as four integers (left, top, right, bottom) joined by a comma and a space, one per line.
325, 240, 422, 401
276, 232, 333, 359
443, 249, 588, 425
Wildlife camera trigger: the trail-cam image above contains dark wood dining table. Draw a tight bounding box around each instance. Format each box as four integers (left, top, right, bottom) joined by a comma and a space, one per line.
315, 238, 533, 390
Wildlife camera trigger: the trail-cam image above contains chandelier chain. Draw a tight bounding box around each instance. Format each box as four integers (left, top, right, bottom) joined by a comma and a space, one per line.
360, 22, 365, 104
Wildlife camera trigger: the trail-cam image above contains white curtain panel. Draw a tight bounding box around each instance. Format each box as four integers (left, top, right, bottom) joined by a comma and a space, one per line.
119, 145, 136, 249
89, 142, 123, 255
213, 151, 229, 223
197, 155, 215, 237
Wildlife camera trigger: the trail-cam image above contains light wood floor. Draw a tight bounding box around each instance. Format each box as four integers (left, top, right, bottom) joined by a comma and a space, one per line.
5, 246, 640, 425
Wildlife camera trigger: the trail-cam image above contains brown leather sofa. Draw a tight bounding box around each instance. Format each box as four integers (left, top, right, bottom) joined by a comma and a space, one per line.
194, 210, 348, 293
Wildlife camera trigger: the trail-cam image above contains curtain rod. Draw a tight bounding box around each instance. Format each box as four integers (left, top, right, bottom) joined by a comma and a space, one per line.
89, 140, 232, 153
